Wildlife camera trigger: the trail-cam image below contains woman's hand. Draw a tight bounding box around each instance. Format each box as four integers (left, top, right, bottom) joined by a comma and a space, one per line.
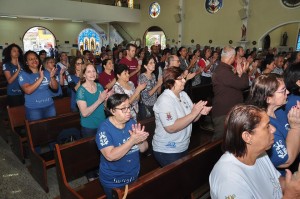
99, 89, 109, 102
191, 100, 207, 117
157, 77, 163, 86
39, 66, 44, 80
50, 67, 57, 79
129, 123, 149, 145
282, 164, 300, 198
200, 106, 212, 115
288, 106, 300, 130
136, 82, 147, 92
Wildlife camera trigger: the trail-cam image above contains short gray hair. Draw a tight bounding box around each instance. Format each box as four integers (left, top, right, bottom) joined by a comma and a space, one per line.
221, 46, 236, 58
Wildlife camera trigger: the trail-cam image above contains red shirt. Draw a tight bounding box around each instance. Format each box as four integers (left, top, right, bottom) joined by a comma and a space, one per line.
99, 71, 115, 90
119, 57, 139, 86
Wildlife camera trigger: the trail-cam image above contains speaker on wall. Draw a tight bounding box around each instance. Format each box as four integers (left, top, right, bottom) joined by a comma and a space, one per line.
238, 8, 247, 20
175, 14, 181, 23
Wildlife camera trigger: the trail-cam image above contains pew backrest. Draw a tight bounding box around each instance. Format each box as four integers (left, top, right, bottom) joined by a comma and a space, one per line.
7, 105, 26, 132
26, 112, 81, 148
112, 140, 222, 199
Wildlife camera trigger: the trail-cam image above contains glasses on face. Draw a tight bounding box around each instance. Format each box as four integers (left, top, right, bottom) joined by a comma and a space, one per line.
76, 62, 83, 65
275, 88, 287, 94
172, 59, 180, 63
114, 106, 131, 113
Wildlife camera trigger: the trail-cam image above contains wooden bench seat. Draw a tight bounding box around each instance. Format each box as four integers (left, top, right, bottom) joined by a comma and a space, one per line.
54, 136, 106, 199
7, 97, 72, 163
112, 140, 222, 199
26, 112, 81, 193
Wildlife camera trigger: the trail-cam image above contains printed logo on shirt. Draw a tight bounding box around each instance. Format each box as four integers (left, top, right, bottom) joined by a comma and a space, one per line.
19, 75, 24, 82
166, 112, 173, 121
3, 64, 7, 70
165, 141, 176, 148
98, 131, 109, 146
273, 140, 287, 159
284, 123, 290, 131
225, 195, 236, 199
270, 177, 282, 199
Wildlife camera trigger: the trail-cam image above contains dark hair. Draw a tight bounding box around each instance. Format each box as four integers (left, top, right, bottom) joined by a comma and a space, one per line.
224, 104, 264, 157
262, 57, 275, 70
114, 64, 129, 80
140, 56, 155, 74
290, 51, 300, 64
39, 50, 47, 55
106, 93, 129, 116
126, 43, 137, 51
177, 46, 186, 57
23, 50, 41, 73
235, 46, 243, 53
2, 43, 24, 65
102, 58, 112, 68
69, 57, 83, 75
83, 50, 90, 55
163, 67, 183, 89
284, 62, 300, 95
246, 74, 282, 109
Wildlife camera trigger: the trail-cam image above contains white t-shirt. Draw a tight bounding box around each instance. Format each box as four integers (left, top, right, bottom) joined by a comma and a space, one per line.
152, 89, 193, 153
209, 152, 282, 199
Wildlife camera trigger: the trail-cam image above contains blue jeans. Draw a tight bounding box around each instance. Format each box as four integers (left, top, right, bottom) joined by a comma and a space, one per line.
153, 150, 188, 167
81, 126, 97, 138
25, 103, 56, 121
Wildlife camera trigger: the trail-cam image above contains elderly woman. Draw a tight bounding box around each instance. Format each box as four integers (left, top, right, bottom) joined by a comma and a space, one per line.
210, 104, 300, 198
18, 51, 58, 121
152, 67, 212, 167
96, 94, 148, 199
113, 64, 146, 121
247, 74, 300, 175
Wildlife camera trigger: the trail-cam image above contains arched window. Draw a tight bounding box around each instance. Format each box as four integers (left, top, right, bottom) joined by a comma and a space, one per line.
144, 26, 166, 49
78, 28, 102, 55
23, 26, 56, 56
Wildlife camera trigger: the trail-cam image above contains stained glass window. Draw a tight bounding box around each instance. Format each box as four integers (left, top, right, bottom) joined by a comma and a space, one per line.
149, 2, 160, 18
78, 28, 101, 55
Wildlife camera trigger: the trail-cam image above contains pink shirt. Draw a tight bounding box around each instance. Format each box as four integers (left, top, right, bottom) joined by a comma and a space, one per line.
99, 71, 115, 90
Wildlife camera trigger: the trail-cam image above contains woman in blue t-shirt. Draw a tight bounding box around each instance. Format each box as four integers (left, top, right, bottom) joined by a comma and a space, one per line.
76, 63, 108, 137
68, 57, 83, 112
247, 74, 300, 175
18, 51, 58, 121
96, 93, 149, 199
2, 43, 24, 106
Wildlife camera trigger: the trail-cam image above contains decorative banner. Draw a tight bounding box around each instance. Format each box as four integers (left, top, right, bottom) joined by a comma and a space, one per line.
149, 2, 161, 18
205, 0, 223, 14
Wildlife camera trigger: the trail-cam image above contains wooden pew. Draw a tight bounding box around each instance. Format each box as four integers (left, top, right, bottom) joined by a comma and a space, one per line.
54, 136, 106, 199
54, 117, 158, 199
26, 112, 81, 193
7, 105, 26, 163
112, 140, 222, 199
6, 97, 72, 163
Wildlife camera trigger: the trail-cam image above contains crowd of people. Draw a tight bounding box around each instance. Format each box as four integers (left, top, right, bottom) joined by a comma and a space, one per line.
2, 42, 300, 198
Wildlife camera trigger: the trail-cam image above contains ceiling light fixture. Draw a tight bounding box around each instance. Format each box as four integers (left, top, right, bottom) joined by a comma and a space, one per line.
72, 20, 84, 23
0, 15, 17, 19
40, 17, 53, 21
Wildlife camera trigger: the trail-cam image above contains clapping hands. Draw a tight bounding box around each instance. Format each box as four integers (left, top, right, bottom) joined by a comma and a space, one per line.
129, 123, 149, 145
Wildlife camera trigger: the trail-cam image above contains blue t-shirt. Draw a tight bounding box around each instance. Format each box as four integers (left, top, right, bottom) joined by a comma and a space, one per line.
18, 70, 54, 108
95, 118, 140, 188
269, 109, 289, 175
76, 83, 106, 129
51, 73, 63, 97
285, 94, 300, 114
70, 75, 80, 110
2, 62, 22, 96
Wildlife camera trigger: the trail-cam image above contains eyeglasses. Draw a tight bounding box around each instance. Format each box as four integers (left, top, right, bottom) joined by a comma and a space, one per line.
275, 88, 287, 94
172, 59, 180, 63
114, 106, 131, 113
76, 62, 83, 65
